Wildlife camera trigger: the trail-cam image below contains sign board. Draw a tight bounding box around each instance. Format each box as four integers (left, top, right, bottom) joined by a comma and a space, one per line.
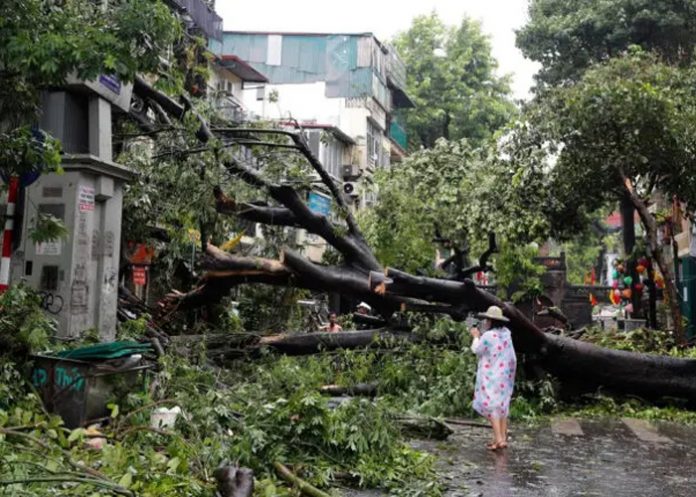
65, 73, 133, 112
78, 186, 95, 212
132, 266, 147, 287
98, 74, 122, 95
36, 241, 61, 256
308, 191, 331, 217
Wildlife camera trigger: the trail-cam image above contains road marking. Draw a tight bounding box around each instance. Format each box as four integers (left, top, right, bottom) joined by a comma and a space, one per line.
622, 418, 671, 443
551, 417, 584, 436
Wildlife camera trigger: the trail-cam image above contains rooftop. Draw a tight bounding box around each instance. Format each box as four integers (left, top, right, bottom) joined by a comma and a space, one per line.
223, 30, 387, 50
216, 55, 268, 83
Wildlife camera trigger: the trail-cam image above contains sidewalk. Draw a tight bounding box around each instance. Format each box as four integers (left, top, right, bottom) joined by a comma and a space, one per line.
412, 418, 696, 497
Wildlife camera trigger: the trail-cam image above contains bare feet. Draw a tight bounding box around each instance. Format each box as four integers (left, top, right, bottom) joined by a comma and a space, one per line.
486, 441, 508, 451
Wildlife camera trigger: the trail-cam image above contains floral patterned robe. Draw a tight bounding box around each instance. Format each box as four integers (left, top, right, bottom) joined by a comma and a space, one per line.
471, 326, 516, 419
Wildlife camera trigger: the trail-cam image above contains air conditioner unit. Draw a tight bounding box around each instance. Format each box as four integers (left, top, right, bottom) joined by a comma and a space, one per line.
343, 182, 360, 198
342, 164, 361, 180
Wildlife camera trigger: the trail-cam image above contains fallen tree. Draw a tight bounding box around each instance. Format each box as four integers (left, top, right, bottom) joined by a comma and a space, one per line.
133, 85, 696, 403
169, 329, 418, 361
258, 329, 418, 355
319, 383, 378, 397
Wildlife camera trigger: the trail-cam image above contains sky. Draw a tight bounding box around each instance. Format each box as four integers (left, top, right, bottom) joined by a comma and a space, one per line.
215, 0, 540, 100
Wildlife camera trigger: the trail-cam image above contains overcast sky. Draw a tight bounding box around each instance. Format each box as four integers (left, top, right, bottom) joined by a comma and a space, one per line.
215, 0, 540, 100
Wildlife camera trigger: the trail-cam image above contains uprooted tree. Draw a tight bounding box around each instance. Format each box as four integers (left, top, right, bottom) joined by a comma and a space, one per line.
139, 113, 696, 403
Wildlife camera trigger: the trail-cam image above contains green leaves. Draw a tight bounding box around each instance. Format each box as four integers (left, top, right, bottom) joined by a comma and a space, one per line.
518, 0, 696, 88
67, 427, 86, 443
361, 137, 551, 275
0, 284, 55, 359
393, 12, 515, 149
494, 243, 546, 302
513, 51, 696, 235
28, 212, 69, 245
0, 126, 62, 177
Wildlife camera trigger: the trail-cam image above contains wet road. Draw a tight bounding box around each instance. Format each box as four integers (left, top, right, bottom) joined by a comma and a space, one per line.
412, 418, 696, 497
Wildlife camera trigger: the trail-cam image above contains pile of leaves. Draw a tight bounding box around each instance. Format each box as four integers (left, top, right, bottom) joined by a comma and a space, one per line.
0, 284, 55, 359
0, 346, 441, 496
579, 326, 696, 357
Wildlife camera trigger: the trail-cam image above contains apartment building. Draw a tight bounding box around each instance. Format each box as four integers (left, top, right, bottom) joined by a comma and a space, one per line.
211, 31, 413, 209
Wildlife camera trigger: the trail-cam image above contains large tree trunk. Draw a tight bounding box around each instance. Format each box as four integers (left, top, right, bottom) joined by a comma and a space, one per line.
133, 87, 696, 404
539, 334, 696, 401
258, 329, 418, 355
162, 245, 696, 401
620, 194, 642, 316
621, 175, 685, 343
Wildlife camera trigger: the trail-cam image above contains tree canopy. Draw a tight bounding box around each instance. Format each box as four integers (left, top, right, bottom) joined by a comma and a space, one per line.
519, 52, 696, 222
393, 13, 515, 149
360, 138, 549, 275
510, 50, 696, 340
517, 0, 696, 87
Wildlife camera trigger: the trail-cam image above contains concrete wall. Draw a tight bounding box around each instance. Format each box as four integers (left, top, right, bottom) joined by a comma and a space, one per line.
7, 90, 131, 340
13, 163, 126, 340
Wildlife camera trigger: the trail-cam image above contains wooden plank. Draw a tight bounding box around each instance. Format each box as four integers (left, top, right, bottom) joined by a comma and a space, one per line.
551, 417, 584, 436
622, 418, 671, 443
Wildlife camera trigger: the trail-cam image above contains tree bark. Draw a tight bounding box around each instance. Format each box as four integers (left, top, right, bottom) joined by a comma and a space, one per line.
620, 194, 642, 316
214, 466, 254, 497
273, 462, 332, 497
394, 415, 453, 440
259, 329, 418, 355
319, 383, 378, 397
620, 174, 685, 343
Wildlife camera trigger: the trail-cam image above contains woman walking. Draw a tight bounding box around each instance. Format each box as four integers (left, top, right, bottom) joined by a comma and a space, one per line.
469, 305, 517, 450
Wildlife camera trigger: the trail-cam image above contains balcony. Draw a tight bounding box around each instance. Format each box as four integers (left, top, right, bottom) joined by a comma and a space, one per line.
385, 44, 414, 109
385, 45, 407, 90
212, 94, 250, 123
389, 118, 408, 151
166, 0, 222, 40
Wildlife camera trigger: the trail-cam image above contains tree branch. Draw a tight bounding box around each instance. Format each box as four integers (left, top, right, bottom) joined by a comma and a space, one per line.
285, 132, 361, 236
222, 158, 380, 270
133, 75, 185, 120
460, 231, 498, 278
213, 127, 362, 237
213, 186, 300, 227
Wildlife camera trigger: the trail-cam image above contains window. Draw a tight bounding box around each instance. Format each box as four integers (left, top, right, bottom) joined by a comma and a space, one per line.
321, 135, 343, 180
366, 120, 382, 168
40, 265, 59, 291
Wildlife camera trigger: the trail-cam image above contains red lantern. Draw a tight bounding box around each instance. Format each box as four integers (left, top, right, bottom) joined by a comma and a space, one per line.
634, 283, 644, 293
636, 264, 646, 274
609, 290, 621, 305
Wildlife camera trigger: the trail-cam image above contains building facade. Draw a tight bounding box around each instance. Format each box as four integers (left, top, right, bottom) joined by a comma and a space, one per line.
212, 31, 413, 208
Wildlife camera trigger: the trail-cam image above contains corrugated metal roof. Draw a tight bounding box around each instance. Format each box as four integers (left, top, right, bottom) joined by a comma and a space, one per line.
218, 32, 412, 108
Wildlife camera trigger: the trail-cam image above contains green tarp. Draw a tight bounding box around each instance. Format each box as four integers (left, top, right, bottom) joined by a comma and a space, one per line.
56, 341, 152, 361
